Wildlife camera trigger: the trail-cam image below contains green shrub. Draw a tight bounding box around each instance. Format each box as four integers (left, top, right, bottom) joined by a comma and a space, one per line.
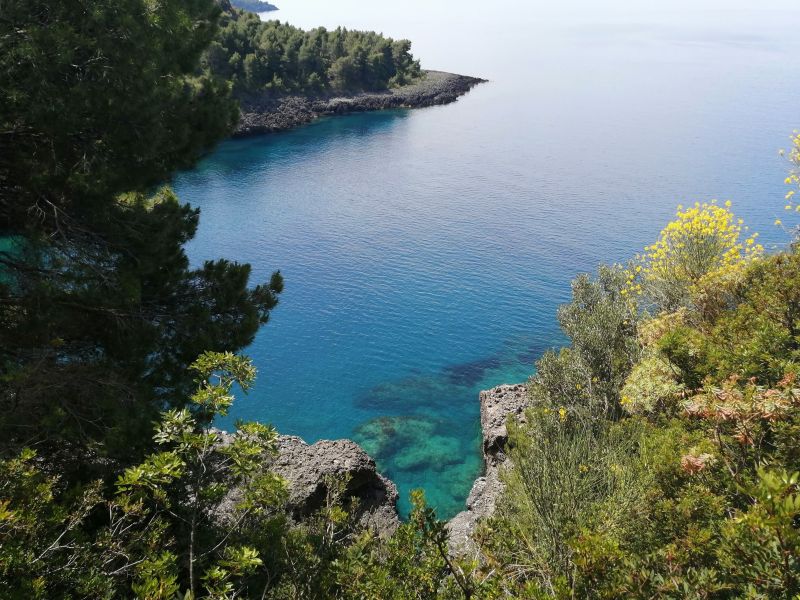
487, 411, 651, 596
657, 324, 710, 390
531, 265, 640, 419
718, 469, 800, 597
620, 353, 685, 416
628, 202, 762, 313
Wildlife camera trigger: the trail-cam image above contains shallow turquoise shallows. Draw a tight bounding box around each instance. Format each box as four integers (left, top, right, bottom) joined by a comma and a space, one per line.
173, 0, 800, 518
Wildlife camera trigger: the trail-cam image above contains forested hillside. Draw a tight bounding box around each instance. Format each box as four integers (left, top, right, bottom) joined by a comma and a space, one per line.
204, 7, 422, 97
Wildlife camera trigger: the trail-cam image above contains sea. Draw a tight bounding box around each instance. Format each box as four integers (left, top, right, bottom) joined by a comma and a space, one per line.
173, 0, 800, 518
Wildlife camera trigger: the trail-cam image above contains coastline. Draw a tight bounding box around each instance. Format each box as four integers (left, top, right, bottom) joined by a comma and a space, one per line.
234, 70, 487, 137
219, 381, 528, 552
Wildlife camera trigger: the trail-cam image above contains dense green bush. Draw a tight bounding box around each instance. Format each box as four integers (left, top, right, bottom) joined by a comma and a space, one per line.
486, 413, 650, 596
619, 353, 685, 415
204, 9, 423, 97
486, 207, 800, 599
1, 352, 286, 598
530, 265, 640, 420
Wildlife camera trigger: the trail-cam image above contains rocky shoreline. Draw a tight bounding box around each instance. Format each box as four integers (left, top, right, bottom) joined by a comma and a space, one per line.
215, 431, 401, 537
270, 435, 400, 535
446, 384, 529, 553
234, 70, 487, 137
246, 382, 530, 551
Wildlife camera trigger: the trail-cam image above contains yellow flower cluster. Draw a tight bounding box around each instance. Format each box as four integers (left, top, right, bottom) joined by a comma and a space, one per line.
637, 309, 688, 347
625, 201, 762, 307
780, 131, 800, 220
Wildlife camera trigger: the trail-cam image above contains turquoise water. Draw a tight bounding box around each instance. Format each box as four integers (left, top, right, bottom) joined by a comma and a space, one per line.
174, 0, 800, 518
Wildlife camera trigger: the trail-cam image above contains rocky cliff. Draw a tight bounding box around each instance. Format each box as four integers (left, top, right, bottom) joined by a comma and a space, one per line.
235, 70, 486, 137
446, 383, 529, 554
271, 435, 400, 535
215, 431, 400, 537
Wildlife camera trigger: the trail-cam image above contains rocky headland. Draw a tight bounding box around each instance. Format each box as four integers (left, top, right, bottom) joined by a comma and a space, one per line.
235, 70, 487, 137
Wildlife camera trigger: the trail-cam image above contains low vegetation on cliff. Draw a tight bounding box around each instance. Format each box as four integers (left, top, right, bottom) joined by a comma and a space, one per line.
2, 0, 799, 597
482, 188, 800, 597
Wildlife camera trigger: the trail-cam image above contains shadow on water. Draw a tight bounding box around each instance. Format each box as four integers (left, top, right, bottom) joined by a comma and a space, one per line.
184, 109, 412, 177
443, 355, 503, 387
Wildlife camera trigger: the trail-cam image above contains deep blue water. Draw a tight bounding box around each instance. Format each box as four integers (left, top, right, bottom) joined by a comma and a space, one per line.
174, 1, 800, 518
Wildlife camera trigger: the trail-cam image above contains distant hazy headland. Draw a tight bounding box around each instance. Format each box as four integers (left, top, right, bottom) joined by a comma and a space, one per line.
230, 0, 278, 13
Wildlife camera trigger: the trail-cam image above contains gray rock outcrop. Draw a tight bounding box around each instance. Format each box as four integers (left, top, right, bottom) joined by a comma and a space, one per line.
271, 436, 400, 535
447, 383, 529, 554
480, 383, 530, 463
235, 70, 486, 137
214, 431, 399, 537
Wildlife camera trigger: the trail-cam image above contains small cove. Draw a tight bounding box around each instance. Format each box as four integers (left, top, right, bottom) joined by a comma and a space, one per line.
175, 0, 800, 518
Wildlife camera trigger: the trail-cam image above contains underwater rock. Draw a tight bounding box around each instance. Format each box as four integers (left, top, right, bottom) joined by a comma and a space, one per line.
441, 461, 482, 500
354, 414, 436, 443
354, 415, 467, 474
354, 414, 483, 519
353, 415, 437, 460
355, 375, 466, 412
442, 355, 503, 387
393, 435, 462, 472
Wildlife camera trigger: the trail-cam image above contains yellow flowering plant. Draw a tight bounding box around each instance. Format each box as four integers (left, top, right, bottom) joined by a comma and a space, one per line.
620, 353, 686, 416
779, 131, 800, 235
626, 201, 762, 312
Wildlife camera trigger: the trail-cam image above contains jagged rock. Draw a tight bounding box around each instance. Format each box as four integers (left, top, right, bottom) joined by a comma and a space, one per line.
235, 70, 486, 137
214, 431, 399, 537
271, 436, 399, 535
480, 383, 529, 464
447, 383, 529, 554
